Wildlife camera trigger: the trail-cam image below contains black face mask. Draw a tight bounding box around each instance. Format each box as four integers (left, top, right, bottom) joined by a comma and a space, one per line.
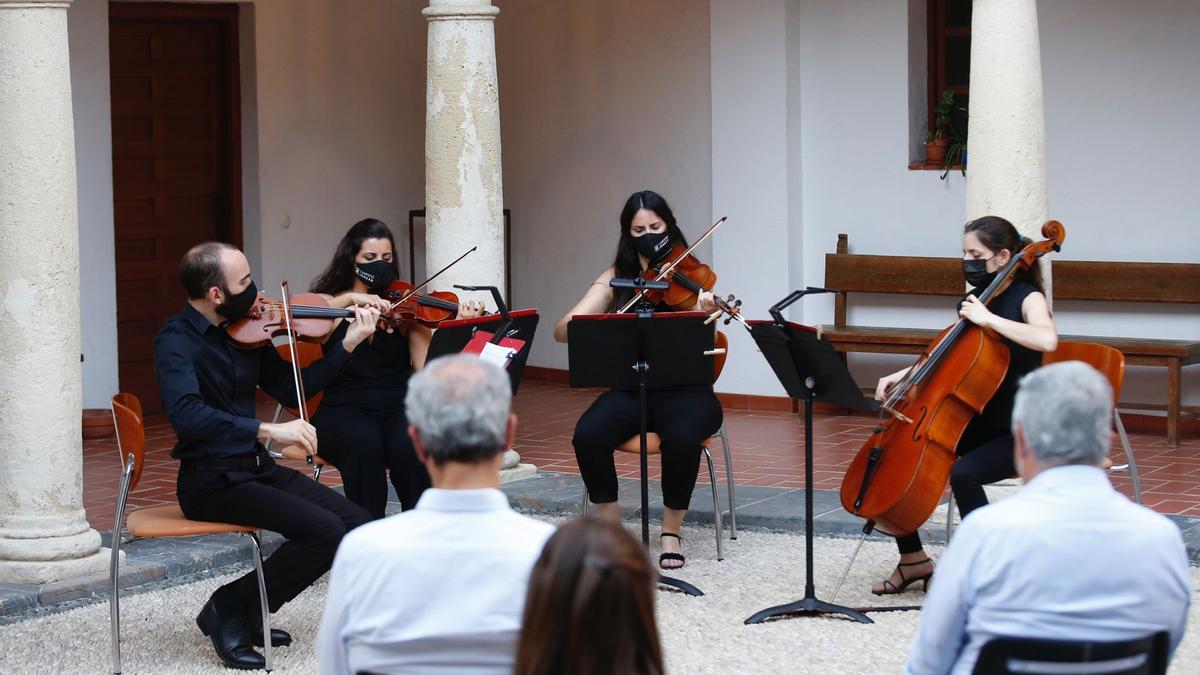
216, 280, 258, 320
962, 257, 998, 289
631, 230, 673, 263
354, 259, 396, 292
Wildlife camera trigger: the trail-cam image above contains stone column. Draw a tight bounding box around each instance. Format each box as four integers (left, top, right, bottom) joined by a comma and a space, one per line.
964, 0, 1052, 299
424, 0, 532, 482
423, 0, 506, 298
0, 0, 107, 583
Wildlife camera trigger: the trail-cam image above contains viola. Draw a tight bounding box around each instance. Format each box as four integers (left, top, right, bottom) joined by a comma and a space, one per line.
839, 220, 1066, 537
380, 281, 461, 327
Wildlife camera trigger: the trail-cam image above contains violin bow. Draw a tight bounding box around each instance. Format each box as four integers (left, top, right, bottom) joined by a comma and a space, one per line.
389, 246, 478, 311
618, 216, 727, 313
279, 280, 313, 464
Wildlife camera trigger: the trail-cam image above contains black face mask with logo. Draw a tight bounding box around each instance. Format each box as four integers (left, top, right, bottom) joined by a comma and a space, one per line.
631, 230, 673, 263
216, 280, 258, 320
354, 260, 396, 292
962, 256, 999, 289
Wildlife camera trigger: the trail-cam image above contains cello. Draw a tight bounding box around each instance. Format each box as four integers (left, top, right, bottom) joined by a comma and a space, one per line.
839, 220, 1065, 537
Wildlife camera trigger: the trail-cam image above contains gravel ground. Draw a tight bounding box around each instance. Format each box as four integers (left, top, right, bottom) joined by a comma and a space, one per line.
1, 521, 1197, 674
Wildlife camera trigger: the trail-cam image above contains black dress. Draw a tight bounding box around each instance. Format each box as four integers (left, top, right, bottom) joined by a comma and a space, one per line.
312, 319, 429, 517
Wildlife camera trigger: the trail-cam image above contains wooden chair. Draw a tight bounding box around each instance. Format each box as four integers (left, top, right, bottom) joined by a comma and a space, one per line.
581, 426, 736, 561
109, 393, 273, 674
263, 341, 328, 480
971, 631, 1168, 675
946, 341, 1144, 540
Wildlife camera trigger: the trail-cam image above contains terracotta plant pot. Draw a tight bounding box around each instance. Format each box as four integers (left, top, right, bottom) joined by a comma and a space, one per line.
83, 408, 116, 440
924, 139, 949, 165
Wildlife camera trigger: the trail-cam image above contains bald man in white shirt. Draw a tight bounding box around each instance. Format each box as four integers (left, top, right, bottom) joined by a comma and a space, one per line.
317, 355, 555, 675
907, 361, 1191, 675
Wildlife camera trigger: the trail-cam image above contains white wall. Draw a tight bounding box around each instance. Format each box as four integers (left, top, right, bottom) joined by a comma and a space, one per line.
250, 0, 427, 294
710, 0, 794, 396
797, 0, 968, 390
1039, 0, 1200, 406
498, 0, 713, 372
69, 0, 118, 409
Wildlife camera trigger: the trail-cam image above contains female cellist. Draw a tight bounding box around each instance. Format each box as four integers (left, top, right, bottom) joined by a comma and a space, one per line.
554, 190, 724, 570
869, 216, 1058, 594
308, 218, 484, 517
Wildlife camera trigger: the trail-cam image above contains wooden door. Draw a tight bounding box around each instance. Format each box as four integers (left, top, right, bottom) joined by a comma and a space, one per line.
109, 3, 241, 414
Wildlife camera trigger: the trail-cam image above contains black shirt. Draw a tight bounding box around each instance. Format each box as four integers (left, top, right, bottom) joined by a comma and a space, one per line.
319, 319, 414, 409
154, 304, 352, 460
967, 280, 1044, 429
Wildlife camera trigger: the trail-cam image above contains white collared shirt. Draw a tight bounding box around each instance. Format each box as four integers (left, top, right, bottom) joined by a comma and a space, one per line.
317, 488, 556, 675
907, 465, 1191, 675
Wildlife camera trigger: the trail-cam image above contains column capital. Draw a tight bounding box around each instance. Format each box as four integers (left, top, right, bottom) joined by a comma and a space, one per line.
423, 0, 498, 21
0, 1, 74, 9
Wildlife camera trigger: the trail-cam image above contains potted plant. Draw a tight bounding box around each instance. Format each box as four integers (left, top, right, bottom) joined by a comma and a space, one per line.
924, 89, 955, 165
941, 138, 967, 179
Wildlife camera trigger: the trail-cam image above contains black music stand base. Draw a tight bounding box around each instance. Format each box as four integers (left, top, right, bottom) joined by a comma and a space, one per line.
743, 391, 871, 624
745, 596, 870, 625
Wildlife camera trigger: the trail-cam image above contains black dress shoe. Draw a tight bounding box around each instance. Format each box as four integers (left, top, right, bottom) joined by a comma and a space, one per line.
195, 596, 266, 670
245, 610, 292, 648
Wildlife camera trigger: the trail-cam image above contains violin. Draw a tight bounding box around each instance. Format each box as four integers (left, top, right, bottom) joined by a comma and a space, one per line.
839, 220, 1066, 537
618, 217, 748, 329
225, 291, 403, 348
380, 281, 461, 327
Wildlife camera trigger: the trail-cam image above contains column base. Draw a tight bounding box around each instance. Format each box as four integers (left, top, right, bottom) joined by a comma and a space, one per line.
500, 464, 537, 484
0, 546, 110, 585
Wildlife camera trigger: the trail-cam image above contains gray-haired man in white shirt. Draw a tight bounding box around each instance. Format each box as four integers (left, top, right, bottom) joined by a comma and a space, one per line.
907, 361, 1191, 675
317, 355, 555, 675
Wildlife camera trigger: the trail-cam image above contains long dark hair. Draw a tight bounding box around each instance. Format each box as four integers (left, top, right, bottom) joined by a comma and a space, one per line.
964, 215, 1044, 293
309, 218, 400, 295
514, 518, 663, 675
610, 190, 690, 311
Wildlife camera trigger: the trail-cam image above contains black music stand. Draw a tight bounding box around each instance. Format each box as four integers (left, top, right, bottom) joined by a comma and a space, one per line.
743, 295, 878, 624
567, 297, 713, 597
426, 286, 538, 394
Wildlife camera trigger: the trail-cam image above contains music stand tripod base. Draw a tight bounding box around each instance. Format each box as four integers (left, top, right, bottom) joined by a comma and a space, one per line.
745, 596, 870, 624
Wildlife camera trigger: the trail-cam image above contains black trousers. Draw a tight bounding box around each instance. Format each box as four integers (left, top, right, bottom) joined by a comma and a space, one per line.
573, 388, 723, 511
312, 403, 430, 517
177, 458, 371, 614
895, 421, 1014, 554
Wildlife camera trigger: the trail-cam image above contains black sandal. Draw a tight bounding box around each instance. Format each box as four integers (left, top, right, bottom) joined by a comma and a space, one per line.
872, 557, 934, 595
659, 532, 685, 570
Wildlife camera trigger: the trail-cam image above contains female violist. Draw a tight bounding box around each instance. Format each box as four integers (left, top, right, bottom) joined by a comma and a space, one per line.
870, 216, 1058, 595
554, 190, 724, 570
308, 218, 484, 518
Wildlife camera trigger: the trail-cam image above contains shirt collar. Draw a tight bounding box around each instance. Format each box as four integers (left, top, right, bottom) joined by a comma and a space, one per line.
182, 302, 221, 335
1023, 464, 1112, 495
414, 487, 512, 513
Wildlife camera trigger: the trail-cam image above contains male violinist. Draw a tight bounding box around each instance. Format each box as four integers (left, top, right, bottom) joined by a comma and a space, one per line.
154, 242, 378, 670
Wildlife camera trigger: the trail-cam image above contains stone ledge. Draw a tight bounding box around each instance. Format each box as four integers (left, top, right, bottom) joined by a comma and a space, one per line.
4, 472, 1198, 622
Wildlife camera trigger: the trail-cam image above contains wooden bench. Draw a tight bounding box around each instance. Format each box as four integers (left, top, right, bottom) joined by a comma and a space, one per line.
820, 233, 1200, 447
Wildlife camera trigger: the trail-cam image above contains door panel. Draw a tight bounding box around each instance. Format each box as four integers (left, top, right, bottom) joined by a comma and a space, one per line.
109, 3, 241, 414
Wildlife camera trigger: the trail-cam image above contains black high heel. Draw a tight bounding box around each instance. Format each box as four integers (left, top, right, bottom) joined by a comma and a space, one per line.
872, 558, 934, 595
659, 532, 685, 570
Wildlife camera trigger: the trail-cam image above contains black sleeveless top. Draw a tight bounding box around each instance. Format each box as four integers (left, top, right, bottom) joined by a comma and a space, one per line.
320, 318, 414, 409
964, 280, 1043, 430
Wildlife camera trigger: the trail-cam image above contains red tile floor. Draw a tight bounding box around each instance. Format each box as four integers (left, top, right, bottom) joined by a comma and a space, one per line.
83, 381, 1200, 528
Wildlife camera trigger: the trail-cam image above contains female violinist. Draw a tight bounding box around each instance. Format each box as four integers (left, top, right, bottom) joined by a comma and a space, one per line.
870, 216, 1058, 595
554, 190, 724, 570
308, 218, 484, 517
